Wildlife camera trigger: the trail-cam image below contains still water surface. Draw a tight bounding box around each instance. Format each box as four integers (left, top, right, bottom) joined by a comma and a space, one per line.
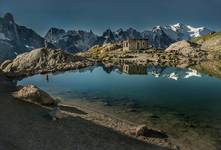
18, 65, 221, 114
17, 63, 221, 149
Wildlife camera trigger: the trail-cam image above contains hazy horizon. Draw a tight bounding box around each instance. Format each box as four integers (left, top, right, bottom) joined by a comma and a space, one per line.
1, 0, 221, 35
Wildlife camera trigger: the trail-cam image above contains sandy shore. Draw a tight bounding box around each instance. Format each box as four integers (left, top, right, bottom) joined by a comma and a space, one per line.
0, 77, 171, 150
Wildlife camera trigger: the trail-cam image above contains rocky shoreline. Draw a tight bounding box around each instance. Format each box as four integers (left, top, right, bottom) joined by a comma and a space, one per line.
1, 80, 172, 150
9, 83, 178, 149
81, 41, 221, 70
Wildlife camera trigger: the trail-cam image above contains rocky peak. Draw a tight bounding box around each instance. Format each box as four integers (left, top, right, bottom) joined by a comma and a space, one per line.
102, 29, 114, 37
126, 27, 139, 35
126, 27, 136, 32
171, 23, 186, 29
44, 28, 99, 51
0, 13, 18, 41
116, 28, 124, 33
3, 13, 15, 25
152, 26, 163, 32
102, 29, 115, 43
125, 28, 141, 39
48, 27, 65, 35
44, 27, 66, 43
0, 13, 47, 63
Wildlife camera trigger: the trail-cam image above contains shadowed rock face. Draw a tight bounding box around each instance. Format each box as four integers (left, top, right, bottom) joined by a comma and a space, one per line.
0, 48, 94, 77
45, 28, 98, 52
148, 26, 175, 49
0, 40, 16, 63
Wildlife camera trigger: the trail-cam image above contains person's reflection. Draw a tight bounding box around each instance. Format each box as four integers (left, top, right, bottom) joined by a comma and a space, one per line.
44, 74, 49, 82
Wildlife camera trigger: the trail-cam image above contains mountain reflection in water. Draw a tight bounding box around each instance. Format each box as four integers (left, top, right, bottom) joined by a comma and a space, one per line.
117, 63, 202, 80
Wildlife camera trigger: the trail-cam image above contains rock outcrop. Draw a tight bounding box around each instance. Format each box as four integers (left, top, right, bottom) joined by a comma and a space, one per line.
13, 85, 56, 106
165, 40, 199, 57
0, 48, 94, 77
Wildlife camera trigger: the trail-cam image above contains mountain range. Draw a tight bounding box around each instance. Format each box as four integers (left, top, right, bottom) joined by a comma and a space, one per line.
0, 13, 213, 62
45, 24, 212, 51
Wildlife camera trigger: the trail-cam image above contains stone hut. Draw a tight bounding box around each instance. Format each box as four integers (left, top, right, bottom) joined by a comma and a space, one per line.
123, 39, 148, 51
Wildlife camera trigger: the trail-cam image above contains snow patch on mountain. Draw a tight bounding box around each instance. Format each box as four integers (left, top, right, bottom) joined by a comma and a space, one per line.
44, 23, 213, 51
0, 33, 9, 40
162, 23, 212, 41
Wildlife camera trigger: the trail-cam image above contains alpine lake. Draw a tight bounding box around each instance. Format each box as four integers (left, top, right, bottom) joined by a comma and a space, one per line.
18, 61, 221, 150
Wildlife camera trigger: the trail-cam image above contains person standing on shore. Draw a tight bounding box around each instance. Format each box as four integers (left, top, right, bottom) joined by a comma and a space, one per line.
44, 39, 48, 49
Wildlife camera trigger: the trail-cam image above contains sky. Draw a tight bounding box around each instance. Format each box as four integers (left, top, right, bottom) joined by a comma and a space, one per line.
0, 0, 221, 35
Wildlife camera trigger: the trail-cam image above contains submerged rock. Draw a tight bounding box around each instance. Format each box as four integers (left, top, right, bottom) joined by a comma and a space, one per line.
13, 85, 56, 106
103, 101, 112, 106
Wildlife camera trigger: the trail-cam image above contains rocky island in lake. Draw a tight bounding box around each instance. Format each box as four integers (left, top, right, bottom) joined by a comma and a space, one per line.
0, 1, 221, 150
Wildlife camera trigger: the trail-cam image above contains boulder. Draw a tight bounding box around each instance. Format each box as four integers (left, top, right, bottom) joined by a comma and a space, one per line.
13, 85, 56, 106
49, 107, 66, 120
135, 125, 168, 138
165, 40, 198, 57
136, 125, 149, 137
0, 59, 12, 69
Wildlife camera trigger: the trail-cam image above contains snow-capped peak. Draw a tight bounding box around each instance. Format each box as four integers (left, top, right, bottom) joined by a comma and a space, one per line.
185, 25, 208, 37
173, 23, 183, 27
170, 23, 187, 32
152, 23, 212, 41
